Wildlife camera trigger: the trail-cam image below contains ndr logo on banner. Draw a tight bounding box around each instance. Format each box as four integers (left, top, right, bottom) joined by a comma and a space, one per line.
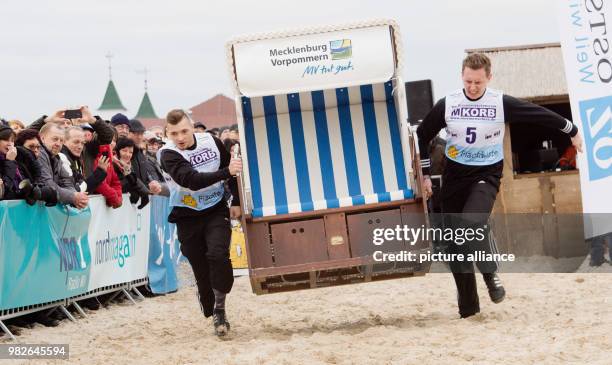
579, 95, 612, 181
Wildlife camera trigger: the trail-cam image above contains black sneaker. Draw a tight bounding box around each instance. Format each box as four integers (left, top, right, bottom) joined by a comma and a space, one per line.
483, 273, 506, 304
212, 309, 230, 337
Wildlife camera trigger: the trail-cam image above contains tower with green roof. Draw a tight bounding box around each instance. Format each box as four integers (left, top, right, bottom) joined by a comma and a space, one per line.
134, 68, 158, 119
97, 53, 128, 120
98, 80, 127, 111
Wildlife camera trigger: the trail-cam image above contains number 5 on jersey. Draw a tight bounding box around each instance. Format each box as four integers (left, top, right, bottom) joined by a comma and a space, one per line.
466, 127, 477, 144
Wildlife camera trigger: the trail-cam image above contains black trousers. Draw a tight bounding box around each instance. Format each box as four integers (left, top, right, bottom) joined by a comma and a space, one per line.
442, 180, 499, 317
175, 203, 234, 318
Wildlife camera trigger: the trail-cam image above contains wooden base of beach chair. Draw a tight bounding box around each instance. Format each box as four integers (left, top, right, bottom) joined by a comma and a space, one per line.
243, 200, 431, 295
249, 255, 431, 295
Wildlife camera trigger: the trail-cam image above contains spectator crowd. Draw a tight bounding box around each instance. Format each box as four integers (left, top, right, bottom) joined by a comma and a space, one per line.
0, 107, 240, 209
0, 106, 241, 329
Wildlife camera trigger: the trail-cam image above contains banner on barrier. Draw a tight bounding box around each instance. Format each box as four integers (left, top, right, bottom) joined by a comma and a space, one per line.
0, 197, 151, 310
557, 1, 612, 239
147, 198, 250, 291
0, 201, 91, 309
148, 196, 180, 294
87, 197, 150, 291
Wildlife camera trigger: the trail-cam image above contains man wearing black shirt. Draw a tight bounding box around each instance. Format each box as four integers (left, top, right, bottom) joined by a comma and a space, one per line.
159, 109, 242, 337
416, 53, 583, 318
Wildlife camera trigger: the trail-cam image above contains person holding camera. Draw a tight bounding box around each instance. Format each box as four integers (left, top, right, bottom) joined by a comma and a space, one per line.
29, 106, 115, 176
59, 126, 110, 194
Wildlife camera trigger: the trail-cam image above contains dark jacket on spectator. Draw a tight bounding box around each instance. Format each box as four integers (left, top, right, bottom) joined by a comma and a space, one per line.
145, 151, 164, 182
113, 161, 149, 209
0, 147, 59, 205
8, 146, 42, 184
59, 146, 107, 194
145, 151, 170, 196
130, 145, 156, 186
0, 153, 25, 200
38, 145, 76, 204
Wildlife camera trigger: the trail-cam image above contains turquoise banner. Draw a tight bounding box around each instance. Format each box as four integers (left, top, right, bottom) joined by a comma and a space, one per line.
147, 196, 181, 294
0, 201, 91, 310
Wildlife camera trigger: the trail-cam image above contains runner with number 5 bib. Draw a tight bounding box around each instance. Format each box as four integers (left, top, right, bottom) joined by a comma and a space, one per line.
416, 53, 584, 318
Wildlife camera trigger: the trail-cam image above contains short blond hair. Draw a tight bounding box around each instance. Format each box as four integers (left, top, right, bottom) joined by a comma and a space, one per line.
462, 53, 492, 76
8, 120, 25, 130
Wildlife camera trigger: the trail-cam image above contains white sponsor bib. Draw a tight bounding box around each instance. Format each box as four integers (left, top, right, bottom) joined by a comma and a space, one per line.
159, 133, 225, 210
444, 88, 505, 166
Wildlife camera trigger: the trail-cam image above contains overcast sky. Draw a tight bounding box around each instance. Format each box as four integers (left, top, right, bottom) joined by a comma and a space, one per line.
1, 0, 560, 123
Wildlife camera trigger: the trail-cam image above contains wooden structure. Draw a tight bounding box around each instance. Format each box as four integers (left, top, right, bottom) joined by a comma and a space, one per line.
466, 44, 587, 259
227, 20, 430, 294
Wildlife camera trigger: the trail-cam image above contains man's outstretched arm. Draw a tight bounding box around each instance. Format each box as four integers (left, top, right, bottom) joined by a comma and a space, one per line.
503, 95, 582, 152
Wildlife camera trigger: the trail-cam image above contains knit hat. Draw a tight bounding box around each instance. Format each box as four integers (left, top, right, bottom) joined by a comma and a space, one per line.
111, 113, 130, 127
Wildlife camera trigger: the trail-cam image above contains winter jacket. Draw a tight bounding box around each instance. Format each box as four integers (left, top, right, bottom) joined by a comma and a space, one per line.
94, 145, 122, 208
0, 154, 24, 200
38, 145, 76, 204
59, 146, 106, 193
131, 146, 159, 186
113, 161, 149, 209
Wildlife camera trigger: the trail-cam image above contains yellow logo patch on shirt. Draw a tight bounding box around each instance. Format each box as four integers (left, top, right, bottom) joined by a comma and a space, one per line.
447, 145, 459, 159
181, 194, 197, 208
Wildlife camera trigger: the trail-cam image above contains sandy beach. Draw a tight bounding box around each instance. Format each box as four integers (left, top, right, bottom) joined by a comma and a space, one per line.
3, 261, 611, 365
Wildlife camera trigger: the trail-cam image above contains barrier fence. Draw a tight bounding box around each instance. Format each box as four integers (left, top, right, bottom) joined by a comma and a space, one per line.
0, 196, 157, 341
1, 195, 248, 341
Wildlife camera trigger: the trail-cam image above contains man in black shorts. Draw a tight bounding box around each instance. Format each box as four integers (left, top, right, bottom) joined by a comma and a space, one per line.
417, 53, 583, 318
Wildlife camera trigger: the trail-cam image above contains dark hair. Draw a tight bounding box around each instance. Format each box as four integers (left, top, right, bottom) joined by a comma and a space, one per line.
114, 137, 135, 154
0, 125, 16, 142
110, 125, 119, 142
223, 138, 240, 153
462, 53, 492, 76
166, 109, 189, 126
15, 128, 41, 146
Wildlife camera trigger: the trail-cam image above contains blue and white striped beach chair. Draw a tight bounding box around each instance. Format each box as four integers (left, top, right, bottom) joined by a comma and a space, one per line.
241, 81, 414, 218
227, 20, 429, 294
